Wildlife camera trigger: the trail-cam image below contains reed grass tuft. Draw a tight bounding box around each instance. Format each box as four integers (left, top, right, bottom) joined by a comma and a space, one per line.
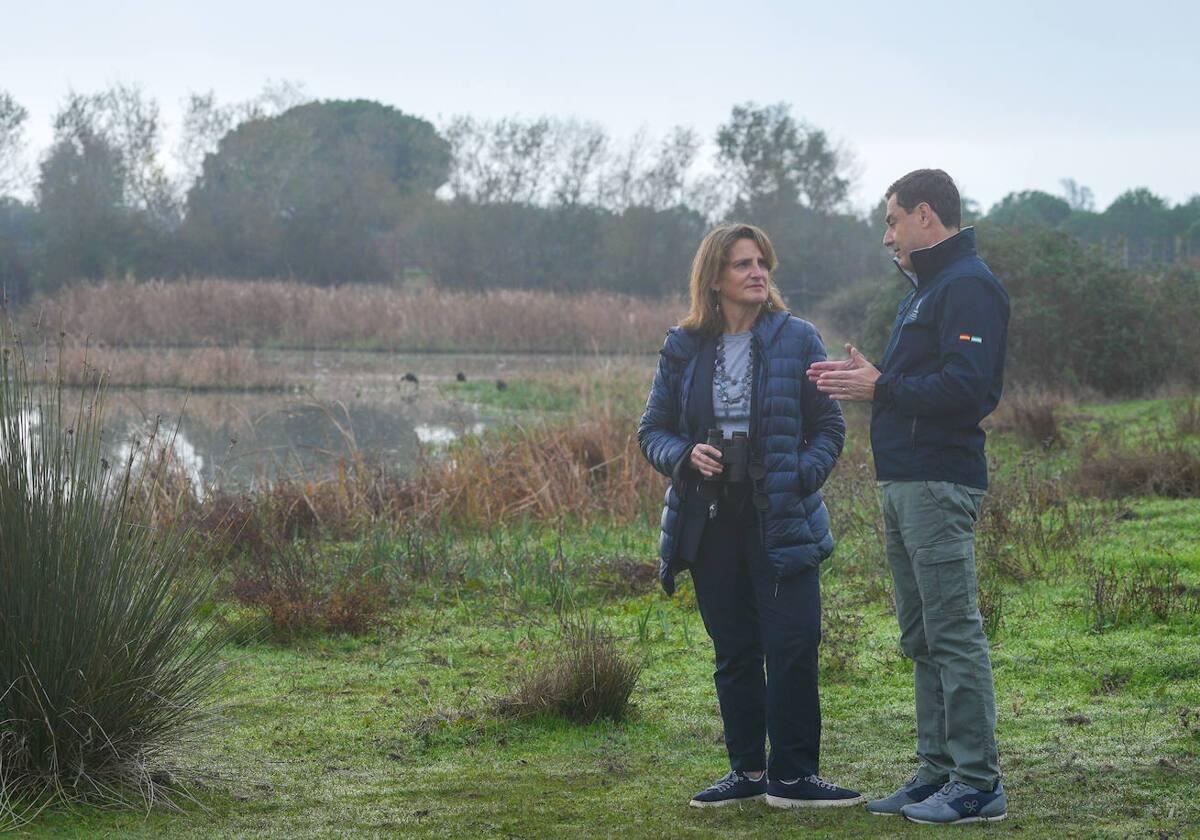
0, 330, 229, 825
494, 611, 642, 724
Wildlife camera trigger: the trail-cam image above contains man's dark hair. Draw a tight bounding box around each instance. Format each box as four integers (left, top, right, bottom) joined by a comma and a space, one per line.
885, 169, 961, 229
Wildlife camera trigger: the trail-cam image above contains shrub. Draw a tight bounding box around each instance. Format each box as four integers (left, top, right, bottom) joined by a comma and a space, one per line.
975, 457, 1110, 581
0, 335, 228, 822
979, 225, 1176, 394
977, 576, 1006, 640
1075, 448, 1200, 499
495, 612, 642, 724
229, 538, 390, 640
1086, 562, 1200, 632
1174, 396, 1200, 437
990, 387, 1066, 449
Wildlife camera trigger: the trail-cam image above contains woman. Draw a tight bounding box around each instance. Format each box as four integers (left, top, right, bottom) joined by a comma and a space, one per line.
637, 223, 861, 809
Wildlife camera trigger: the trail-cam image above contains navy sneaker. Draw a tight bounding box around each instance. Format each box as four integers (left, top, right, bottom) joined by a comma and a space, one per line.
865, 772, 947, 816
688, 770, 767, 808
765, 774, 864, 808
901, 780, 1007, 824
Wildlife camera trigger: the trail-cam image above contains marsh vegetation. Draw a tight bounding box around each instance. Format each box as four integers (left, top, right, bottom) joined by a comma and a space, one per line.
5, 328, 1197, 836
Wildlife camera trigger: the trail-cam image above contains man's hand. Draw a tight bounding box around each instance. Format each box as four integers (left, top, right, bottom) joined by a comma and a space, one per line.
806, 343, 881, 402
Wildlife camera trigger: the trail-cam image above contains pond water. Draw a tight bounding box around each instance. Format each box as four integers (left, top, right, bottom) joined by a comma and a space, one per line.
86, 350, 655, 490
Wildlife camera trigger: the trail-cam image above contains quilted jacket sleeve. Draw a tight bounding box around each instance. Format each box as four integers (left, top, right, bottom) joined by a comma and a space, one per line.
796, 329, 846, 496
637, 350, 693, 481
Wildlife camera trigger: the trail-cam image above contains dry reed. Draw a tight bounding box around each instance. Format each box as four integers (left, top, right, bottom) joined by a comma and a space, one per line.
32, 345, 291, 391
29, 279, 683, 354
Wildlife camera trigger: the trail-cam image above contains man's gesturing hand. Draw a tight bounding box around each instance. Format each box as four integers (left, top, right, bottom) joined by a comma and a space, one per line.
806, 343, 881, 402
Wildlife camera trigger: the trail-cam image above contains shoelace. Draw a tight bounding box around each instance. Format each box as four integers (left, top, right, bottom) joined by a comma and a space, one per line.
804, 775, 841, 791
925, 781, 974, 804
710, 772, 744, 792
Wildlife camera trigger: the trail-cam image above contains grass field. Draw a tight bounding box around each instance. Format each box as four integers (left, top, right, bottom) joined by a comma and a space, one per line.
12, 395, 1200, 838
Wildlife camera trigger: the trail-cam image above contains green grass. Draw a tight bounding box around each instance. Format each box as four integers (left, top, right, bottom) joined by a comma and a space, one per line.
18, 499, 1200, 839
443, 373, 647, 418
445, 379, 583, 414
1063, 396, 1200, 451
16, 395, 1200, 838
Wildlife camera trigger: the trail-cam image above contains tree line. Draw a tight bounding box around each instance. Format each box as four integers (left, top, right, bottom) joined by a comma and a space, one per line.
0, 88, 878, 304
5, 85, 1191, 301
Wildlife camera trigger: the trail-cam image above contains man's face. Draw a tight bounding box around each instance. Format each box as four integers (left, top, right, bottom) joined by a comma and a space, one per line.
883, 194, 923, 271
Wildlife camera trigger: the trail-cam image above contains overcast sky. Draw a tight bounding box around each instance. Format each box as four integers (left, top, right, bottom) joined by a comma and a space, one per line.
5, 0, 1197, 215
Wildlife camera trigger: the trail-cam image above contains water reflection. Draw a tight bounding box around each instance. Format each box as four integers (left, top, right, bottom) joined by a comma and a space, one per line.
414, 422, 488, 446
95, 392, 483, 489
72, 350, 655, 491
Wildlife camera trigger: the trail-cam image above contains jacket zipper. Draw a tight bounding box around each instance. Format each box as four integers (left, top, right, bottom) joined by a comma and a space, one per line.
911, 416, 918, 448
881, 290, 917, 369
749, 334, 781, 598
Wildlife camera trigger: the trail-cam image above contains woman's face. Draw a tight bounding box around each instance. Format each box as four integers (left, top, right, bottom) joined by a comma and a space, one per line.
713, 238, 770, 311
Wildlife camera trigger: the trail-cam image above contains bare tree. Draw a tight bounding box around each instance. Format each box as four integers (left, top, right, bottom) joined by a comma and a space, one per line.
176, 80, 311, 197
51, 85, 177, 224
444, 116, 705, 213
0, 91, 29, 195
1060, 177, 1095, 212
682, 170, 730, 222
599, 128, 648, 210
177, 92, 234, 189
637, 126, 700, 211
443, 115, 557, 204
549, 119, 608, 207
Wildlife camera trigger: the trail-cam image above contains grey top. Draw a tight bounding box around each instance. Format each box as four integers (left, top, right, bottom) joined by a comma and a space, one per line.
713, 330, 752, 437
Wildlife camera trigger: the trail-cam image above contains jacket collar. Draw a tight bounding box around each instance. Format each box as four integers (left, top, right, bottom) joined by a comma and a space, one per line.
752, 308, 790, 348
665, 308, 791, 360
906, 226, 977, 288
662, 326, 703, 361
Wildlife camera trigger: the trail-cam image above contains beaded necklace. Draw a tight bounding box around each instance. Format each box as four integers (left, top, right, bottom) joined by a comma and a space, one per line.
714, 334, 753, 406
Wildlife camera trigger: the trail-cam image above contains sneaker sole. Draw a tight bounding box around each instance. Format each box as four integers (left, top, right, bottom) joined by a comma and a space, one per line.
688, 794, 765, 809
904, 812, 1007, 825
866, 798, 925, 816
766, 794, 866, 809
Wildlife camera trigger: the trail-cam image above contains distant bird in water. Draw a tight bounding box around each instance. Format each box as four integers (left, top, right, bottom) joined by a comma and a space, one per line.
402, 372, 419, 386
456, 371, 467, 382
495, 379, 507, 391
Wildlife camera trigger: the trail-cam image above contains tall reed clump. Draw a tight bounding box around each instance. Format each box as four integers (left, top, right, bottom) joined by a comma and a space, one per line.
0, 334, 229, 825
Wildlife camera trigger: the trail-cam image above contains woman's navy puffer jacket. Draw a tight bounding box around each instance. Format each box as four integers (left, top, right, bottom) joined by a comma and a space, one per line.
637, 310, 845, 594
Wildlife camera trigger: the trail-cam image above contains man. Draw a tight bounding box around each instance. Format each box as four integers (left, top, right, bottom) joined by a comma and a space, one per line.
807, 169, 1009, 825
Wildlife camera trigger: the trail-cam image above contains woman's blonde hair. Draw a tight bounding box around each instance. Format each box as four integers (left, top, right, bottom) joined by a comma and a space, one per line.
679, 222, 787, 336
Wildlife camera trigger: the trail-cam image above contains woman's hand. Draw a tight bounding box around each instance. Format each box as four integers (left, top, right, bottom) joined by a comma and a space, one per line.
690, 443, 724, 478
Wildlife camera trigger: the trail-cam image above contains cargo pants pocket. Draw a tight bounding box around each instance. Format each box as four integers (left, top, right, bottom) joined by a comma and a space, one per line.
913, 538, 977, 616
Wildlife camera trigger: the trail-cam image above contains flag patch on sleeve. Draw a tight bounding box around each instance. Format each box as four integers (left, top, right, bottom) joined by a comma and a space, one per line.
958, 334, 983, 344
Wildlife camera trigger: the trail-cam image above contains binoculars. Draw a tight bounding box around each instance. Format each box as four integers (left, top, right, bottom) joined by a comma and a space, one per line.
702, 429, 751, 484
698, 429, 769, 521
